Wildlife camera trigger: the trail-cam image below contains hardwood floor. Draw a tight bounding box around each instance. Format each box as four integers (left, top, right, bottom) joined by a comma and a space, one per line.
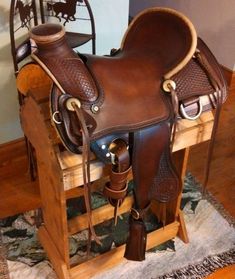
0, 89, 235, 278
188, 88, 235, 218
0, 139, 41, 218
205, 264, 235, 279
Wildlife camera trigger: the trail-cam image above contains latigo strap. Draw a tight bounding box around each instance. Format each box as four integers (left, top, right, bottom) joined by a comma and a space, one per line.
124, 123, 180, 261
103, 138, 131, 225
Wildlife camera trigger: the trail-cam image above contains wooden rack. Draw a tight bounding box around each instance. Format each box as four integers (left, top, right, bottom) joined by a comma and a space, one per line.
20, 86, 214, 279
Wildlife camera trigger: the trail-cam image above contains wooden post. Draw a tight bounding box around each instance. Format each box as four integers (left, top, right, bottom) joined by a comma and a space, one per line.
21, 95, 70, 271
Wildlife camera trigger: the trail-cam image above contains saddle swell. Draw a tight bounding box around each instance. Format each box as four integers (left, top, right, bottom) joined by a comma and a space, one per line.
30, 23, 99, 103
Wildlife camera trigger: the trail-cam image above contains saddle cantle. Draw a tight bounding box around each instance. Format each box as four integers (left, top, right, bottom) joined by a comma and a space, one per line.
28, 7, 210, 262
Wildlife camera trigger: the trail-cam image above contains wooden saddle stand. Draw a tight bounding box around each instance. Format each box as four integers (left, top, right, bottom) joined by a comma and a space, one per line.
17, 7, 227, 279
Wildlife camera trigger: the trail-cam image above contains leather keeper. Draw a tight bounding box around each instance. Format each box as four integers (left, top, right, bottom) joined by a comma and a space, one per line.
103, 166, 131, 199
124, 218, 147, 261
108, 166, 131, 191
103, 182, 128, 200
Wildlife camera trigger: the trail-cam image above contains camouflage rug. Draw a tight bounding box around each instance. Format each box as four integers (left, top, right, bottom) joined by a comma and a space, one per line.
1, 173, 235, 279
0, 231, 9, 279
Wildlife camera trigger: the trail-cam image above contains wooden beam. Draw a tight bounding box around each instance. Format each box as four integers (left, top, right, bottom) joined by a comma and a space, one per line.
38, 226, 71, 279
68, 196, 133, 235
70, 221, 180, 279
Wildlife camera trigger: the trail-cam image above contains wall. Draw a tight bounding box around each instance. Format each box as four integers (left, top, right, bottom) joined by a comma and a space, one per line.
129, 0, 235, 71
0, 0, 129, 144
0, 3, 22, 144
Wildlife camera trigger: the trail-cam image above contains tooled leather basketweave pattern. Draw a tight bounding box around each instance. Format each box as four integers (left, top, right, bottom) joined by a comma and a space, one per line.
50, 58, 98, 102
150, 150, 179, 203
173, 58, 214, 100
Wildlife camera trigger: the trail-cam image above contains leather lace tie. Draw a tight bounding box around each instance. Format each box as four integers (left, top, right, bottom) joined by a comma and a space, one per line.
71, 102, 101, 250
195, 50, 224, 194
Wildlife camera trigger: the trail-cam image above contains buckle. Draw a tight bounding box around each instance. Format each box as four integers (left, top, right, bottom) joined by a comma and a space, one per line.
108, 138, 129, 165
130, 208, 140, 220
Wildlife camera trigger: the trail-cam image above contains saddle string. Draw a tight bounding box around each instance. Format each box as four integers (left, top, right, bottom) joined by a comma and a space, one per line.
165, 83, 179, 153
202, 89, 223, 196
71, 102, 102, 247
195, 50, 222, 91
194, 50, 224, 195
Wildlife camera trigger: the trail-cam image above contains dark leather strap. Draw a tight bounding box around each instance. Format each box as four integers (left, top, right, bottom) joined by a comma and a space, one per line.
125, 123, 180, 261
72, 102, 101, 246
103, 138, 131, 224
193, 48, 225, 194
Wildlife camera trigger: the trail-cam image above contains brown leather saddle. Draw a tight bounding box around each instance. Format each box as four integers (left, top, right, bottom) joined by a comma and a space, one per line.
29, 7, 225, 261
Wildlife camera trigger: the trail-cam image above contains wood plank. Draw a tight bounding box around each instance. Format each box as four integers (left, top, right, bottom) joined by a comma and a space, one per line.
21, 95, 71, 266
62, 160, 108, 190
44, 119, 61, 146
169, 148, 190, 219
177, 210, 189, 243
57, 151, 95, 170
38, 226, 70, 279
16, 63, 52, 98
70, 221, 180, 279
68, 196, 133, 235
56, 150, 111, 190
173, 111, 214, 152
39, 101, 51, 120
37, 160, 70, 266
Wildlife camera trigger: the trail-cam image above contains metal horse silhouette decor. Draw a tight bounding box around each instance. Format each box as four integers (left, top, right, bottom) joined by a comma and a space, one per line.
15, 0, 33, 29
47, 0, 83, 26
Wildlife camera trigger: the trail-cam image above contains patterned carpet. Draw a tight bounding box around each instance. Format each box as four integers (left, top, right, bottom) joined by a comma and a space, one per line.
0, 232, 9, 279
0, 173, 235, 279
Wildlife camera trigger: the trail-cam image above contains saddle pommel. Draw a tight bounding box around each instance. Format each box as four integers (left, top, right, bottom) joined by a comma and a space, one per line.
30, 23, 99, 103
